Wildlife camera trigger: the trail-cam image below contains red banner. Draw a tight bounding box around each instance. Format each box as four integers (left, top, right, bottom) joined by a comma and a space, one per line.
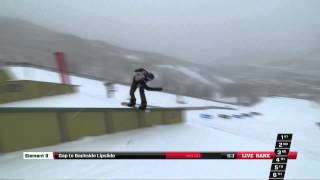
54, 52, 70, 84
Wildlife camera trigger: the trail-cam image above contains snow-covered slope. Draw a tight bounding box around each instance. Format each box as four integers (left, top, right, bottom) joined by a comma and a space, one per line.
157, 65, 212, 84
0, 66, 233, 108
0, 66, 319, 179
187, 97, 320, 179
0, 97, 319, 179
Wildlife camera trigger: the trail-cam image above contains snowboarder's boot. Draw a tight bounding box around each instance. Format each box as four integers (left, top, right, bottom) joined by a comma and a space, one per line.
139, 102, 147, 110
127, 103, 135, 107
127, 98, 136, 107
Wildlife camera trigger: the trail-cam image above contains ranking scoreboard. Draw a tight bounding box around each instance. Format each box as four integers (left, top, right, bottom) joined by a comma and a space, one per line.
269, 133, 294, 180
23, 134, 296, 180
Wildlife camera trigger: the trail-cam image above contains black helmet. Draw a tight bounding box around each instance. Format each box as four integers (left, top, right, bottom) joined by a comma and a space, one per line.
146, 72, 154, 81
134, 68, 146, 73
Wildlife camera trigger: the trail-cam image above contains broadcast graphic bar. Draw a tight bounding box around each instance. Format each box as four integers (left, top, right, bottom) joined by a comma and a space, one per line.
23, 151, 298, 160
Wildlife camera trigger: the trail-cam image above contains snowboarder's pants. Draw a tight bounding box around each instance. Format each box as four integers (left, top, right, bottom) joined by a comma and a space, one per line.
129, 83, 147, 107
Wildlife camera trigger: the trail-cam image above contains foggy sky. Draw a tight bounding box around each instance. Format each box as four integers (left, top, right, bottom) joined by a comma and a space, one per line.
1, 0, 319, 65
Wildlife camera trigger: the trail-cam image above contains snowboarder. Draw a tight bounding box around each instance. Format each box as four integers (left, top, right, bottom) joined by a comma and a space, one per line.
127, 68, 163, 110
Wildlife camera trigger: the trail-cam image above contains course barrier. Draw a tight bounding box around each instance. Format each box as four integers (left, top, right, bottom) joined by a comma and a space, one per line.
0, 80, 76, 104
0, 108, 183, 152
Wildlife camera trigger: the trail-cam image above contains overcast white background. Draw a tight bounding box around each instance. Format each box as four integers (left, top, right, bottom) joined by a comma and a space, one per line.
1, 0, 319, 65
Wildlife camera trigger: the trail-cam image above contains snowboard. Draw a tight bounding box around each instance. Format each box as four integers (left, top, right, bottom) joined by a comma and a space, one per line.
121, 102, 151, 112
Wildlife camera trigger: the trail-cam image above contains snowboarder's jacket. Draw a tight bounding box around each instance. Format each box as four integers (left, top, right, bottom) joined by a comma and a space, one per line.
129, 68, 162, 109
133, 68, 161, 90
